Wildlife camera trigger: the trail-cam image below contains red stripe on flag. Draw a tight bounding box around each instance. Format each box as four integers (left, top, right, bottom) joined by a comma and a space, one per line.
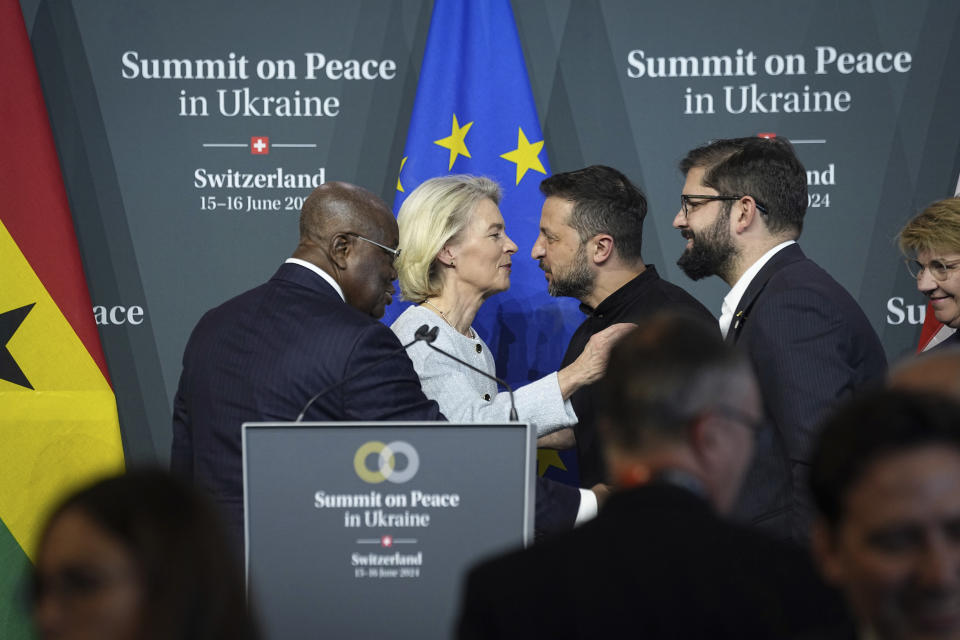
0, 0, 111, 384
917, 302, 943, 353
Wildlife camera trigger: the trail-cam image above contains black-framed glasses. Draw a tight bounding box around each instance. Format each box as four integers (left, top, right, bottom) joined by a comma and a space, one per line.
680, 194, 769, 217
347, 233, 401, 260
905, 257, 960, 282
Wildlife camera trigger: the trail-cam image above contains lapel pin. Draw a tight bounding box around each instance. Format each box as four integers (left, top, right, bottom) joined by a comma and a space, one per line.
733, 310, 746, 330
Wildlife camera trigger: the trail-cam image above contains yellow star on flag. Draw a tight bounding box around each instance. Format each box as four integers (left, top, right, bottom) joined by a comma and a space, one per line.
537, 448, 568, 477
500, 126, 546, 185
396, 156, 407, 192
434, 114, 473, 170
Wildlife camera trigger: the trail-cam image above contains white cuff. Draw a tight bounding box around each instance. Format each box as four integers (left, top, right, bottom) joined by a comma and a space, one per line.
574, 487, 598, 525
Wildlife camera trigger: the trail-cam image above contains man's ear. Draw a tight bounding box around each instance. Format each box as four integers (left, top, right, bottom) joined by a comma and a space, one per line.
328, 233, 351, 270
733, 197, 761, 234
811, 518, 846, 585
689, 414, 722, 469
591, 234, 615, 264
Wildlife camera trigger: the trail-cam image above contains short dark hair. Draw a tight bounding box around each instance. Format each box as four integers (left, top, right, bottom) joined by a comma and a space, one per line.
679, 137, 807, 236
539, 165, 648, 262
595, 311, 751, 451
36, 469, 259, 640
810, 390, 960, 527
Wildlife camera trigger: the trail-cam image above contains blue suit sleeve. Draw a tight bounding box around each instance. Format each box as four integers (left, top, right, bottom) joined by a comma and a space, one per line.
534, 476, 580, 537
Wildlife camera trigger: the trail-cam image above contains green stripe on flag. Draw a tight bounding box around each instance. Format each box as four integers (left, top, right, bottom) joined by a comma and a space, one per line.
0, 516, 34, 640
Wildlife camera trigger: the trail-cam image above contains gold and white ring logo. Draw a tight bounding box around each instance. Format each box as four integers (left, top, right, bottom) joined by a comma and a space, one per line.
353, 440, 419, 484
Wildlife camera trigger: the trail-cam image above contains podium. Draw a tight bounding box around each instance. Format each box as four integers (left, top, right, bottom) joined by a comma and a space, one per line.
242, 421, 535, 639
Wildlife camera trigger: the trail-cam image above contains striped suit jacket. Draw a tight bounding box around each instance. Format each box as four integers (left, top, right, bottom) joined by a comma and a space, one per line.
726, 244, 886, 544
171, 262, 443, 548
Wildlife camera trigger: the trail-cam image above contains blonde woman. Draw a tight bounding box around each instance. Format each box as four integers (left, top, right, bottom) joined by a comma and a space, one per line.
899, 197, 960, 350
391, 175, 631, 436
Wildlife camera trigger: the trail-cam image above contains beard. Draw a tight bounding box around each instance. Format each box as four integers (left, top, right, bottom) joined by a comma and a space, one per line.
545, 244, 595, 299
676, 211, 738, 281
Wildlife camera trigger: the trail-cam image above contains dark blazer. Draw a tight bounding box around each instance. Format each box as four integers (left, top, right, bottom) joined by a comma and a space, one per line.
171, 263, 443, 547
726, 244, 886, 543
534, 476, 581, 538
930, 329, 960, 351
458, 483, 848, 640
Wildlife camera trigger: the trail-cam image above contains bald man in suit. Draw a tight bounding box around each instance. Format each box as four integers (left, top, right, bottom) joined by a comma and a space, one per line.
172, 182, 443, 548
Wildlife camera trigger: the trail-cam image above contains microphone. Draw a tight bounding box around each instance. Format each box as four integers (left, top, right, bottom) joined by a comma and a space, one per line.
295, 324, 435, 422
419, 324, 519, 422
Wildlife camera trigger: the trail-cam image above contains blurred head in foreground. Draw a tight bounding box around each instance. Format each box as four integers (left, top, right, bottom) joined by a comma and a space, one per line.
32, 469, 258, 640
596, 311, 760, 512
811, 390, 960, 640
889, 348, 960, 401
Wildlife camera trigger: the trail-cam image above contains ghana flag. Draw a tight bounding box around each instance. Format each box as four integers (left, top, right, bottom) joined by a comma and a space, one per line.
1, 0, 125, 634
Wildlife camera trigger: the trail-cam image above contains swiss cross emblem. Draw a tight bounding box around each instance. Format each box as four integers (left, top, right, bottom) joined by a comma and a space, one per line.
250, 136, 269, 154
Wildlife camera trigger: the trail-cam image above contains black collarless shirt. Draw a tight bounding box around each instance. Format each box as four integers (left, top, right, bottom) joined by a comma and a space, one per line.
560, 266, 716, 487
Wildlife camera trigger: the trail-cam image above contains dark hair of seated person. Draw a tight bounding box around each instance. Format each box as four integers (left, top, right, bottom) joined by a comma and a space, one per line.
33, 468, 259, 640
809, 389, 960, 526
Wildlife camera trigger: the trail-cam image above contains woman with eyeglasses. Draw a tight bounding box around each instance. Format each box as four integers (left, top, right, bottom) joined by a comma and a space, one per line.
899, 197, 960, 350
391, 175, 631, 436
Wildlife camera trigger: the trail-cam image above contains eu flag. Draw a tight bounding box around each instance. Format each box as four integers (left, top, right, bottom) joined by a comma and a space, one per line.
387, 0, 582, 481
389, 0, 583, 394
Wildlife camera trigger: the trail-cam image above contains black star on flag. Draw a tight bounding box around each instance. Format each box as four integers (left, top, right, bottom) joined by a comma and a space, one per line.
0, 302, 36, 389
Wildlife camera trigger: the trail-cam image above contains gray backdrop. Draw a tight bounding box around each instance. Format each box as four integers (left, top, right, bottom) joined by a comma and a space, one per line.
19, 0, 960, 464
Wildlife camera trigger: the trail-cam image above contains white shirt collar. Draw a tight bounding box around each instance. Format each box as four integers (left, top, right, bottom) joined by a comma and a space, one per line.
284, 258, 345, 302
719, 240, 795, 337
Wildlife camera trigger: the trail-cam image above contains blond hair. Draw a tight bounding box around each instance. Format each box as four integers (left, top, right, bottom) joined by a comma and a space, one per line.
396, 175, 501, 302
899, 197, 960, 256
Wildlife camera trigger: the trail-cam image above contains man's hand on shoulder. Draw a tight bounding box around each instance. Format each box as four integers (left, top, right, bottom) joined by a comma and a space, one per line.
557, 322, 636, 396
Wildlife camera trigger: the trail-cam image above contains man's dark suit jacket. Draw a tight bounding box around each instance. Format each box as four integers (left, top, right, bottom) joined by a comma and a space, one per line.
727, 244, 886, 543
534, 476, 581, 537
458, 483, 848, 639
171, 263, 443, 547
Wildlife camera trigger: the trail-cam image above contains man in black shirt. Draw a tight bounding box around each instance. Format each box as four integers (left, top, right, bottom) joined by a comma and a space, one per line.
532, 165, 715, 489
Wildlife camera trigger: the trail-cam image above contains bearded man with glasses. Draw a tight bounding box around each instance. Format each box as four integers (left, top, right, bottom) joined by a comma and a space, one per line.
899, 197, 960, 351
673, 136, 886, 546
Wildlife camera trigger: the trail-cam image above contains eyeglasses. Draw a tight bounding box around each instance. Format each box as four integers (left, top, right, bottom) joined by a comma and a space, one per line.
680, 194, 769, 217
905, 257, 960, 281
348, 233, 401, 260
